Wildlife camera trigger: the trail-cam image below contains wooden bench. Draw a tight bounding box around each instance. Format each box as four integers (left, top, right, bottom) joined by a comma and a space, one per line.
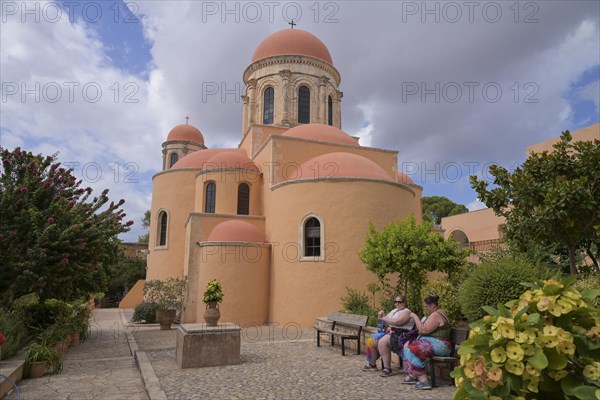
314, 312, 369, 356
428, 327, 469, 387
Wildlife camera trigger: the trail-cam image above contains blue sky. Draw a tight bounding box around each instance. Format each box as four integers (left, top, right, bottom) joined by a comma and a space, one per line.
1, 0, 599, 241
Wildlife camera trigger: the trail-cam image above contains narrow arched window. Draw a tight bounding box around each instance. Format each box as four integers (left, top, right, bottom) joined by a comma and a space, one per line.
158, 211, 168, 246
327, 96, 333, 126
205, 182, 216, 213
304, 217, 321, 257
237, 183, 250, 215
169, 153, 179, 168
263, 87, 274, 124
298, 86, 310, 124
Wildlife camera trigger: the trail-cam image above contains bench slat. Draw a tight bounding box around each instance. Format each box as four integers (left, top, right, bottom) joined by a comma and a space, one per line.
326, 312, 369, 327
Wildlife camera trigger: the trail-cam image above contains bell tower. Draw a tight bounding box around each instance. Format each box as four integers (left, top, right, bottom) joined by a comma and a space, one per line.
241, 29, 343, 136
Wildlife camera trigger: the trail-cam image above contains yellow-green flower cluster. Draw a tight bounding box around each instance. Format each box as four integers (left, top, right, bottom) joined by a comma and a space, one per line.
453, 278, 600, 400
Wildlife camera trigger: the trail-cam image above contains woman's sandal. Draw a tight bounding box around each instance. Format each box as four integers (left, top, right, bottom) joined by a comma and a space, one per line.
380, 368, 392, 377
362, 363, 378, 371
401, 375, 418, 384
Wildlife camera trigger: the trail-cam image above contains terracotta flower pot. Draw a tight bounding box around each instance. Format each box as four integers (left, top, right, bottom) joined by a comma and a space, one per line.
156, 309, 177, 330
70, 331, 80, 346
28, 361, 47, 379
203, 302, 221, 326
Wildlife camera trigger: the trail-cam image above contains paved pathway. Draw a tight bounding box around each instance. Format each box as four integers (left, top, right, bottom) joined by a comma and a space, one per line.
5, 309, 148, 400
6, 309, 456, 400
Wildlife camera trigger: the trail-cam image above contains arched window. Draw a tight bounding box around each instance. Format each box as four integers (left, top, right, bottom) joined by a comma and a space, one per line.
237, 183, 250, 215
298, 86, 310, 124
169, 153, 178, 168
327, 96, 333, 126
304, 217, 321, 257
205, 182, 216, 213
263, 87, 274, 124
157, 210, 168, 247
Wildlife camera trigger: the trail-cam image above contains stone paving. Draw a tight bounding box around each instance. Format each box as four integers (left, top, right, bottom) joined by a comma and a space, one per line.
5, 309, 456, 400
5, 309, 148, 400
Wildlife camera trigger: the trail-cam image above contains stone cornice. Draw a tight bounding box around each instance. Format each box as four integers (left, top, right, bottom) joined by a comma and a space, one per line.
243, 55, 341, 86
270, 177, 417, 196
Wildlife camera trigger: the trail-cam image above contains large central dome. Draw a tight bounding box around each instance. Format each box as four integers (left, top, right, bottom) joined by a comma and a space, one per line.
252, 29, 333, 64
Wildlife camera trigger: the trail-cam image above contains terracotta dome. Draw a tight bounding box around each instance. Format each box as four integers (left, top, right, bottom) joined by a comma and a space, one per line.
166, 124, 204, 144
252, 29, 333, 64
172, 148, 245, 169
283, 124, 357, 146
397, 172, 415, 185
207, 220, 265, 242
206, 151, 259, 172
296, 152, 392, 181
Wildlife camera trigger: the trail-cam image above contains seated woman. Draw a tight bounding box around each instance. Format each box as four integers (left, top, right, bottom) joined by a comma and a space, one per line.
402, 294, 451, 390
362, 295, 414, 374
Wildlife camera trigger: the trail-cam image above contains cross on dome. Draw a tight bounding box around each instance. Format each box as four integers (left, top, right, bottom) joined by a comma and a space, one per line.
185, 116, 190, 125
288, 20, 296, 29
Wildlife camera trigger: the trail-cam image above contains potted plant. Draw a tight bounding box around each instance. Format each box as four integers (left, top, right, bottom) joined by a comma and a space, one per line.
25, 339, 62, 378
203, 279, 224, 326
144, 276, 187, 330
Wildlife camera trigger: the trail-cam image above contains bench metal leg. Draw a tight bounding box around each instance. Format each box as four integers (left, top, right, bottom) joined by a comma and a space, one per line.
341, 338, 346, 356
317, 331, 321, 347
429, 359, 437, 388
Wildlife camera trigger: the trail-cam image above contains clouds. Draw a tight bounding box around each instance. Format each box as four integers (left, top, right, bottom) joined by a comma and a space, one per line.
1, 0, 599, 241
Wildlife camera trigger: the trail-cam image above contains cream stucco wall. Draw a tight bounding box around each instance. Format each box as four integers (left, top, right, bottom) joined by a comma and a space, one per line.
441, 207, 505, 243
195, 169, 263, 216
265, 179, 421, 327
526, 123, 599, 154
147, 169, 197, 280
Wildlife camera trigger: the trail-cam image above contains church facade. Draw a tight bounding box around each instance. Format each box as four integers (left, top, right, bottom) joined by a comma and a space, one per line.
146, 29, 422, 327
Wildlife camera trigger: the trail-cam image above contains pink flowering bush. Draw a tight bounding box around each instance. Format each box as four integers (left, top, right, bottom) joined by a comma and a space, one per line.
0, 147, 133, 303
452, 276, 600, 400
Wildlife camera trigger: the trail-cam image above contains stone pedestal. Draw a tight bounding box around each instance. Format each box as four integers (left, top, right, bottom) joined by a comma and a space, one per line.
175, 323, 241, 369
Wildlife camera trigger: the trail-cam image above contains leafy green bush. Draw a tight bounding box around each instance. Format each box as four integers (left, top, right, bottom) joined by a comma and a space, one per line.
21, 299, 72, 334
574, 272, 600, 309
422, 279, 464, 325
340, 287, 377, 326
132, 302, 158, 323
0, 307, 28, 360
459, 256, 551, 322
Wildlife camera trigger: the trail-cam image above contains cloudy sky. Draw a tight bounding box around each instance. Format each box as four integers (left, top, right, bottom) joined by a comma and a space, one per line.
1, 0, 599, 241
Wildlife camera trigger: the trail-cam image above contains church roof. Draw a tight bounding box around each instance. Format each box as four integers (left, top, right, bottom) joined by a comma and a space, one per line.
207, 220, 265, 242
166, 124, 204, 144
397, 172, 415, 185
298, 152, 393, 181
252, 29, 333, 64
282, 123, 357, 146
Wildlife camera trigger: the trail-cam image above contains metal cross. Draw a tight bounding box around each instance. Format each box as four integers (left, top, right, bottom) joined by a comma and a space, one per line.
185, 116, 189, 124
289, 20, 296, 29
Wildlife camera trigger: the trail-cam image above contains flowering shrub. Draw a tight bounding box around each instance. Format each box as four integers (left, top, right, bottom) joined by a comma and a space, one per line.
452, 276, 600, 400
144, 277, 187, 311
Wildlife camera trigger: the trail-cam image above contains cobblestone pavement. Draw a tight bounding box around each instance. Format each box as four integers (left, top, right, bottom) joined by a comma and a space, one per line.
136, 326, 455, 400
8, 310, 455, 400
6, 309, 149, 400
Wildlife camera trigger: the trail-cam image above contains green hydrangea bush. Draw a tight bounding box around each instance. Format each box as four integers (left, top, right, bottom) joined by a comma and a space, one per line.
452, 277, 600, 400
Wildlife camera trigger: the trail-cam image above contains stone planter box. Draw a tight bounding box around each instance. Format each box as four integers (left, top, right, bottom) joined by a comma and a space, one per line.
175, 323, 241, 369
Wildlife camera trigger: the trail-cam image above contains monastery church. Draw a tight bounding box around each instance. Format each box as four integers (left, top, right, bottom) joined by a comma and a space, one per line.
145, 28, 422, 327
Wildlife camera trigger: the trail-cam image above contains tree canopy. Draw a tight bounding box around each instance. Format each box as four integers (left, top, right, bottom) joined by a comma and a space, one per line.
0, 147, 133, 304
358, 216, 469, 310
470, 131, 600, 275
137, 210, 150, 243
422, 195, 468, 225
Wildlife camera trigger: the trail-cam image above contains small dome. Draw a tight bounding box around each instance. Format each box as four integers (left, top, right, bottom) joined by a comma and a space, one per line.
296, 152, 392, 181
166, 124, 204, 144
252, 29, 333, 64
207, 220, 265, 242
172, 148, 245, 169
397, 172, 414, 185
283, 124, 357, 146
206, 151, 259, 172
